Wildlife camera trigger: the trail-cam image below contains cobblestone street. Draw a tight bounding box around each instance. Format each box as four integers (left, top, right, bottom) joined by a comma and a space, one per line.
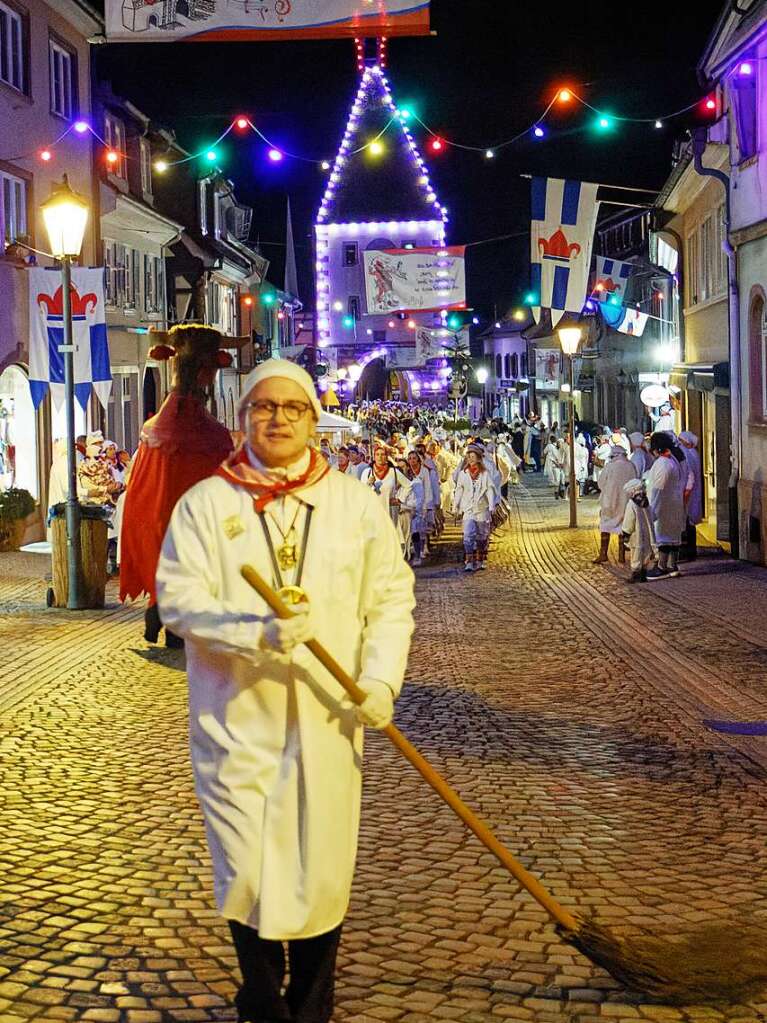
2, 475, 767, 1023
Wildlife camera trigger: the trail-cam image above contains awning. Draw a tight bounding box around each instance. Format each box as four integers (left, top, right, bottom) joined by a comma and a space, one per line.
669, 362, 729, 393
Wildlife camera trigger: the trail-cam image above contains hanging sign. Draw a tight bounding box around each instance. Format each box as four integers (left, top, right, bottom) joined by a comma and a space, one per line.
534, 348, 561, 392
28, 268, 112, 411
363, 247, 466, 315
108, 1, 430, 42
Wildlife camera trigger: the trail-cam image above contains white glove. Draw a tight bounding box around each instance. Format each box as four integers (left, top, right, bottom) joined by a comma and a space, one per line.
354, 678, 395, 729
259, 605, 315, 655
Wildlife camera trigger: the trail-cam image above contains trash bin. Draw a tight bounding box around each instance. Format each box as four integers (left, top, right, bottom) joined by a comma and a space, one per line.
48, 503, 111, 609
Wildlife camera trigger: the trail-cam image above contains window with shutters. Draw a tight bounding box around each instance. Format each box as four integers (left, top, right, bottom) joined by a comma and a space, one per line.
139, 140, 152, 196
343, 242, 358, 267
143, 254, 163, 315
0, 169, 27, 244
103, 240, 126, 307
0, 1, 25, 94
104, 114, 126, 177
686, 211, 727, 308
733, 68, 758, 162
49, 39, 74, 119
124, 247, 138, 308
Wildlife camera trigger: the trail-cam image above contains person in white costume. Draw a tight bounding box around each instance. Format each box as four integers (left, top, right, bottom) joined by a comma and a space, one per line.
593, 444, 636, 564
156, 360, 415, 1023
452, 444, 500, 572
678, 430, 703, 560
359, 443, 409, 542
621, 478, 656, 583
406, 449, 432, 566
628, 431, 653, 478
644, 431, 687, 580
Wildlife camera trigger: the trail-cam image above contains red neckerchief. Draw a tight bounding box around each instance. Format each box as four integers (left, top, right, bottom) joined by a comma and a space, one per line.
467, 464, 482, 481
215, 446, 330, 512
373, 463, 390, 480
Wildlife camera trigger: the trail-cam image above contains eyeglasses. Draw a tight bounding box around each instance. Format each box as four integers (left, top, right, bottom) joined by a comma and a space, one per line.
245, 400, 312, 423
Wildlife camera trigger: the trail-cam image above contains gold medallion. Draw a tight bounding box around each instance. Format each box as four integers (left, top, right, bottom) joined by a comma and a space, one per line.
277, 585, 309, 606
277, 542, 297, 570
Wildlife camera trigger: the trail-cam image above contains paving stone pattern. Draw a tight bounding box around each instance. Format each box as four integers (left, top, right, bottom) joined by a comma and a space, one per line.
1, 481, 767, 1023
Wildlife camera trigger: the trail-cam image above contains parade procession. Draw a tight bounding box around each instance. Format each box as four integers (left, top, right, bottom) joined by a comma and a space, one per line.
4, 3, 767, 1023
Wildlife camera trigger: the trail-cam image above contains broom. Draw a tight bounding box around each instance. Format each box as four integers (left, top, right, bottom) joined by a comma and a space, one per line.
240, 564, 767, 1005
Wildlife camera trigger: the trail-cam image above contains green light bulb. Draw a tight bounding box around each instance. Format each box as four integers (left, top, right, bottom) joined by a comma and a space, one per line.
262, 293, 275, 306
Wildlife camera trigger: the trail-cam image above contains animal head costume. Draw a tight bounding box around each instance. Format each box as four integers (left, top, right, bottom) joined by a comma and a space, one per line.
149, 325, 233, 398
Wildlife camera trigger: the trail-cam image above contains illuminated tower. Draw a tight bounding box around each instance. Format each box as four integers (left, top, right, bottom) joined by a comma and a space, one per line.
314, 41, 451, 398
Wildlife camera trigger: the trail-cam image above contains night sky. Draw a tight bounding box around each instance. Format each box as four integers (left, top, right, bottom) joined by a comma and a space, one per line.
94, 0, 725, 319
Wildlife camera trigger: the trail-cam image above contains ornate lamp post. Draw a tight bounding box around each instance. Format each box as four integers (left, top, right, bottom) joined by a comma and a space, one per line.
41, 176, 90, 609
557, 325, 582, 529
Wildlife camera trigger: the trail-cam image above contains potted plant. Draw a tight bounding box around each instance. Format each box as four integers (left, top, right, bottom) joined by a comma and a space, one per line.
0, 488, 36, 552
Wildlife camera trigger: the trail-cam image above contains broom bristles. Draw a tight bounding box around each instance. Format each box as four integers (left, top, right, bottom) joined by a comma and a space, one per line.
558, 916, 767, 1005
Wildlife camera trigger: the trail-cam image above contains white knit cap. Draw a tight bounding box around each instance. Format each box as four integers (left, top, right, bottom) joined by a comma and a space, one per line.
238, 358, 322, 420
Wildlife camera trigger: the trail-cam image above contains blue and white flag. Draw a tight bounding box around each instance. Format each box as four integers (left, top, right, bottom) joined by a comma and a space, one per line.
29, 267, 112, 411
593, 255, 636, 301
530, 177, 600, 327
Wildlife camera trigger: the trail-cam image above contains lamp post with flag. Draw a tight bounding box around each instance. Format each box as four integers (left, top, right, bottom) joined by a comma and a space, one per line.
40, 177, 89, 609
557, 325, 582, 529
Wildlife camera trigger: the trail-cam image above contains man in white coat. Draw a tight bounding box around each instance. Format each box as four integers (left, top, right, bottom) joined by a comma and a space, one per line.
593, 445, 636, 564
156, 359, 415, 1023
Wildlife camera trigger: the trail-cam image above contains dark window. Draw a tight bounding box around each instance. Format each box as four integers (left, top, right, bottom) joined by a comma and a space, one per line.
343, 242, 358, 266
0, 0, 26, 94
511, 353, 519, 377
495, 354, 502, 378
504, 354, 511, 378
373, 329, 387, 344
348, 296, 360, 320
521, 352, 528, 377
734, 73, 758, 162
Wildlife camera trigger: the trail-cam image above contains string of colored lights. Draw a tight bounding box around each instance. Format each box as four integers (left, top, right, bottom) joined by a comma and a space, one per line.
3, 76, 725, 170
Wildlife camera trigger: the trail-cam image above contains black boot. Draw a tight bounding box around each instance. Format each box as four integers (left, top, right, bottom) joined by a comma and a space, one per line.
144, 604, 161, 644
593, 532, 610, 564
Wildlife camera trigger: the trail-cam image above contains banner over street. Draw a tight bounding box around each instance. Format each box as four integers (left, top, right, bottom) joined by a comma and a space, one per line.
108, 1, 430, 42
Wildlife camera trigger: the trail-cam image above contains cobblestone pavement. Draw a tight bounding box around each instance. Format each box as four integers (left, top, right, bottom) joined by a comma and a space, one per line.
1, 477, 767, 1023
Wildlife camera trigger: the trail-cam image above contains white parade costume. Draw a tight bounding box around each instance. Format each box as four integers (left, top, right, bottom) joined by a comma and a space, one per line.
597, 447, 637, 533
157, 443, 415, 942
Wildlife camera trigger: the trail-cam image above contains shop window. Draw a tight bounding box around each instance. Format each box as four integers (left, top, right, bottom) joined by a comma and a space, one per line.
733, 70, 758, 162
0, 365, 38, 499
343, 242, 358, 267
0, 169, 27, 244
49, 38, 75, 120
0, 1, 25, 94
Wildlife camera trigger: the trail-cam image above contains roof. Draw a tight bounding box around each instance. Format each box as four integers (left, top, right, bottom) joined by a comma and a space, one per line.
318, 65, 446, 226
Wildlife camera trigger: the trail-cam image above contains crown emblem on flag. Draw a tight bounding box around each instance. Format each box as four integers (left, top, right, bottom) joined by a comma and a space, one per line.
37, 284, 98, 318
596, 276, 621, 294
538, 228, 582, 262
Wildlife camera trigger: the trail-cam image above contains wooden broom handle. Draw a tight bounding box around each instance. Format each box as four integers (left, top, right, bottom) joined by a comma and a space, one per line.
241, 564, 579, 933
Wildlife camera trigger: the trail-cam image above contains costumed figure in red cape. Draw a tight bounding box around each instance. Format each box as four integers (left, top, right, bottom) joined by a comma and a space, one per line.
119, 325, 234, 646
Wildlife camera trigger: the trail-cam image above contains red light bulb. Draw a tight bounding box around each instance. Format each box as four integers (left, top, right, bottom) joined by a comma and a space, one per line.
106, 149, 119, 165
430, 138, 443, 153
40, 149, 52, 162
235, 116, 249, 130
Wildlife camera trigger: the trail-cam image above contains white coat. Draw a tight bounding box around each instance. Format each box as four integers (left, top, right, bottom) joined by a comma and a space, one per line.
645, 453, 686, 545
630, 446, 654, 478
359, 464, 409, 537
682, 446, 703, 524
597, 449, 637, 533
622, 499, 656, 570
452, 467, 499, 522
156, 469, 415, 940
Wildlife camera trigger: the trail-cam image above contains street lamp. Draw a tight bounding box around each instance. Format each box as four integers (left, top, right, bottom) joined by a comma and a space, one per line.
557, 325, 582, 529
41, 176, 90, 609
475, 366, 489, 419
